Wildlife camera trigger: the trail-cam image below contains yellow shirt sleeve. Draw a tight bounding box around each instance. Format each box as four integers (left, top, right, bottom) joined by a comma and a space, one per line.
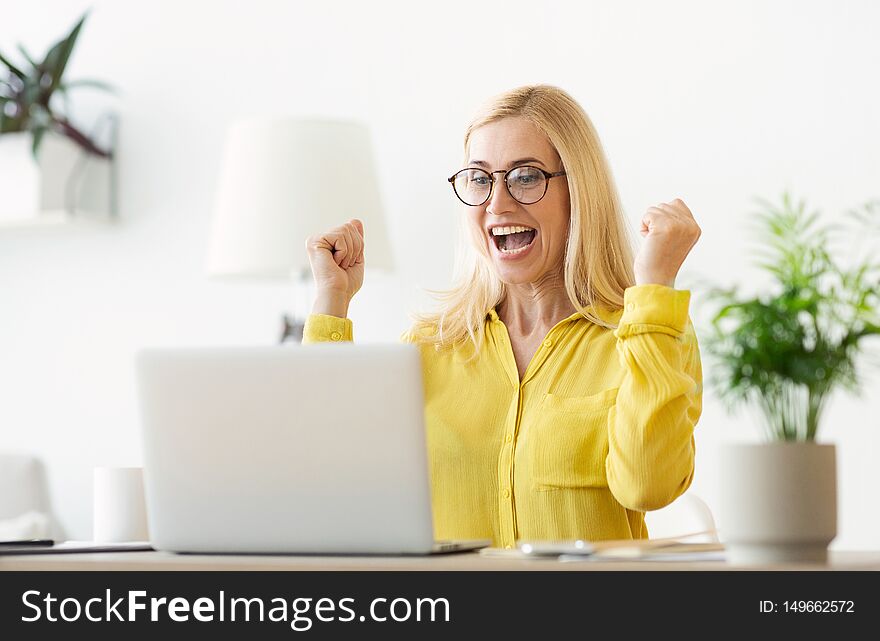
301, 314, 417, 345
606, 284, 703, 512
302, 314, 354, 343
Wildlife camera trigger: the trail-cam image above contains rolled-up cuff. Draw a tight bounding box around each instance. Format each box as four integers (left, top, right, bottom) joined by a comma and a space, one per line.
302, 314, 354, 343
614, 284, 691, 339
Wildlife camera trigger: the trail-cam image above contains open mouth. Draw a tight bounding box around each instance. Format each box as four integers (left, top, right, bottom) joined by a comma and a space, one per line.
491, 225, 537, 255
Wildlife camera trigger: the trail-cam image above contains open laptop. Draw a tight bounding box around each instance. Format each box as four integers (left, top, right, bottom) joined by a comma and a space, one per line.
135, 343, 489, 555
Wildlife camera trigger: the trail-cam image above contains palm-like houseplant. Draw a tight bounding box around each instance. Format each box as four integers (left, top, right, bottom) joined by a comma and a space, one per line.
703, 192, 880, 564
706, 193, 880, 440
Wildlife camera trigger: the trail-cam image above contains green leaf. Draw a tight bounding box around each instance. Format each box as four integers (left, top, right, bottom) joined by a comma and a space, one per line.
58, 78, 116, 94
16, 44, 38, 71
30, 125, 46, 159
0, 49, 26, 78
0, 103, 25, 132
23, 74, 40, 108
29, 102, 51, 128
40, 11, 89, 103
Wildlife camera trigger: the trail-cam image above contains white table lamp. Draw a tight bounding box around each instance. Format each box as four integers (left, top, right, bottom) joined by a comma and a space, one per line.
206, 118, 393, 341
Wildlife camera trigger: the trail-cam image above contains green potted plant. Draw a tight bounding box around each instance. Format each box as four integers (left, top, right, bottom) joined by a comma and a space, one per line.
0, 11, 116, 225
704, 192, 880, 564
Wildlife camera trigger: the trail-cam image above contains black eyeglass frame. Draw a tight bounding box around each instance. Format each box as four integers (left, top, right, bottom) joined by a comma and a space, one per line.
447, 165, 567, 207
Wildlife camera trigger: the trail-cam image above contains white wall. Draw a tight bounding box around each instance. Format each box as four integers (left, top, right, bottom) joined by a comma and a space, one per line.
1, 0, 878, 547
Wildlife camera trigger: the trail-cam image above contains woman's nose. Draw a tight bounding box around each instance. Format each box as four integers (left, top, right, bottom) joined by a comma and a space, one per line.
485, 176, 517, 216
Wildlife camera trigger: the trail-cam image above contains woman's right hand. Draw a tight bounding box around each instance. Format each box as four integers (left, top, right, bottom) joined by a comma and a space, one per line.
305, 219, 365, 316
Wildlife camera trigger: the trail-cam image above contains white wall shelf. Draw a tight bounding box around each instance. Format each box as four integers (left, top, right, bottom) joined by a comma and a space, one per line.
0, 209, 117, 230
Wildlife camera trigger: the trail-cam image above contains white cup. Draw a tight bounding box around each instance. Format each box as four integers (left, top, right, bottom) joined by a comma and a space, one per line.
93, 466, 150, 542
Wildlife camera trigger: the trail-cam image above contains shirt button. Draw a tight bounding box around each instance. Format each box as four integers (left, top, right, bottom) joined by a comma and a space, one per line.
542, 339, 552, 348
330, 331, 342, 341
504, 434, 513, 443
626, 302, 635, 312
501, 488, 511, 499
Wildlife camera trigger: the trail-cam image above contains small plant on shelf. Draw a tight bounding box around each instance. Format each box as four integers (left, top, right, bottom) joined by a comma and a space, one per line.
0, 11, 113, 159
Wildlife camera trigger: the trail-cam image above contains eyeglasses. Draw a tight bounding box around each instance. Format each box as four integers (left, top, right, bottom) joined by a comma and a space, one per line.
447, 165, 566, 207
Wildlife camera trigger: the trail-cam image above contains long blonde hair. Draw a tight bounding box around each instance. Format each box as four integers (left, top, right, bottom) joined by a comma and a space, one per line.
406, 84, 635, 355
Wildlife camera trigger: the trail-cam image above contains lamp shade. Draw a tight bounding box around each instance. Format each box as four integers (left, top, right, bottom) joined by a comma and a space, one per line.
206, 118, 393, 279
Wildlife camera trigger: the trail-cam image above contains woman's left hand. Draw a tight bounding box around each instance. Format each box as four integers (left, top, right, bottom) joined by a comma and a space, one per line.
633, 198, 701, 288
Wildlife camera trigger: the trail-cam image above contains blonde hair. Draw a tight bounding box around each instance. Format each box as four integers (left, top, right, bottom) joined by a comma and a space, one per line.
406, 84, 635, 355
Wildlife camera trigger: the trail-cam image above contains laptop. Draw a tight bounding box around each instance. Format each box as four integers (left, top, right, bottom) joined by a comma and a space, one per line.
135, 343, 489, 555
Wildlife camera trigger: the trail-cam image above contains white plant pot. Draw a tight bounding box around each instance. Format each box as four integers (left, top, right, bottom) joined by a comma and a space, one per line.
0, 133, 40, 219
0, 130, 114, 226
719, 442, 837, 565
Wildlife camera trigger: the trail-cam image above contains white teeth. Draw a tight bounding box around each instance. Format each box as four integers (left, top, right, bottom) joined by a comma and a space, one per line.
491, 225, 534, 236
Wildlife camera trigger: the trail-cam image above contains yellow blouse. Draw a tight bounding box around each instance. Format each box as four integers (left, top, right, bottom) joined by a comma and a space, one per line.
303, 284, 702, 548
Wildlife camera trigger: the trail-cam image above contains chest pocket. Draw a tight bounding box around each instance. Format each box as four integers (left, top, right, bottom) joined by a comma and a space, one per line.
529, 388, 618, 490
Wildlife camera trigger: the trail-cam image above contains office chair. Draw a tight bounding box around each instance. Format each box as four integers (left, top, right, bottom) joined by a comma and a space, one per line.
0, 453, 57, 540
645, 492, 720, 542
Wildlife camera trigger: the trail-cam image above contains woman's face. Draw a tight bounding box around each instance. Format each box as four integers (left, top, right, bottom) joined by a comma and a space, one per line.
464, 117, 570, 286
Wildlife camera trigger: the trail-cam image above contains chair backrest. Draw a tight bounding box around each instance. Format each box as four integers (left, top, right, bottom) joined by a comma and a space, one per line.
0, 454, 58, 538
645, 492, 719, 542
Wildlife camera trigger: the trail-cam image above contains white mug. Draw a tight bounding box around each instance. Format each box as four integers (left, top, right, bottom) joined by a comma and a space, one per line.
93, 466, 150, 542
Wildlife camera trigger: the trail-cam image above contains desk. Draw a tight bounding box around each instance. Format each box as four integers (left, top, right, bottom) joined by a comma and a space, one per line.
2, 550, 879, 571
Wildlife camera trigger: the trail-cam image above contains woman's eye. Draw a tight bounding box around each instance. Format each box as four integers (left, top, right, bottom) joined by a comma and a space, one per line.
470, 176, 489, 185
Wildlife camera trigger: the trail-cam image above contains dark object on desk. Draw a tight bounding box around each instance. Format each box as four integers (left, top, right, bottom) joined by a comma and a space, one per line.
0, 539, 54, 547
0, 541, 153, 555
281, 314, 305, 343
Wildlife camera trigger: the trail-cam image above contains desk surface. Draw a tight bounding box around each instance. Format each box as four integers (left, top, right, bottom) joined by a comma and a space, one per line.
2, 549, 879, 571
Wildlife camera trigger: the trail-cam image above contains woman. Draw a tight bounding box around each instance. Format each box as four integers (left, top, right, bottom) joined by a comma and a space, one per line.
303, 85, 702, 548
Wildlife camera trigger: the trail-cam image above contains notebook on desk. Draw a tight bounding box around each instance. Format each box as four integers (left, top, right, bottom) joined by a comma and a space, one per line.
480, 530, 725, 562
135, 344, 489, 555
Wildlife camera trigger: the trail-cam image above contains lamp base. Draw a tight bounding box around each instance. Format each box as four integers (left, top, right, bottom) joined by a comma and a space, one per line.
280, 314, 305, 343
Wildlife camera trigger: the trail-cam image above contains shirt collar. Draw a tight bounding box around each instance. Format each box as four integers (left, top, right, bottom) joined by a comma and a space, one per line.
487, 304, 621, 325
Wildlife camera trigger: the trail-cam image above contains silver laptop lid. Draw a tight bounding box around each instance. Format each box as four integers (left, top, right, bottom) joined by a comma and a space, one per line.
136, 343, 435, 554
